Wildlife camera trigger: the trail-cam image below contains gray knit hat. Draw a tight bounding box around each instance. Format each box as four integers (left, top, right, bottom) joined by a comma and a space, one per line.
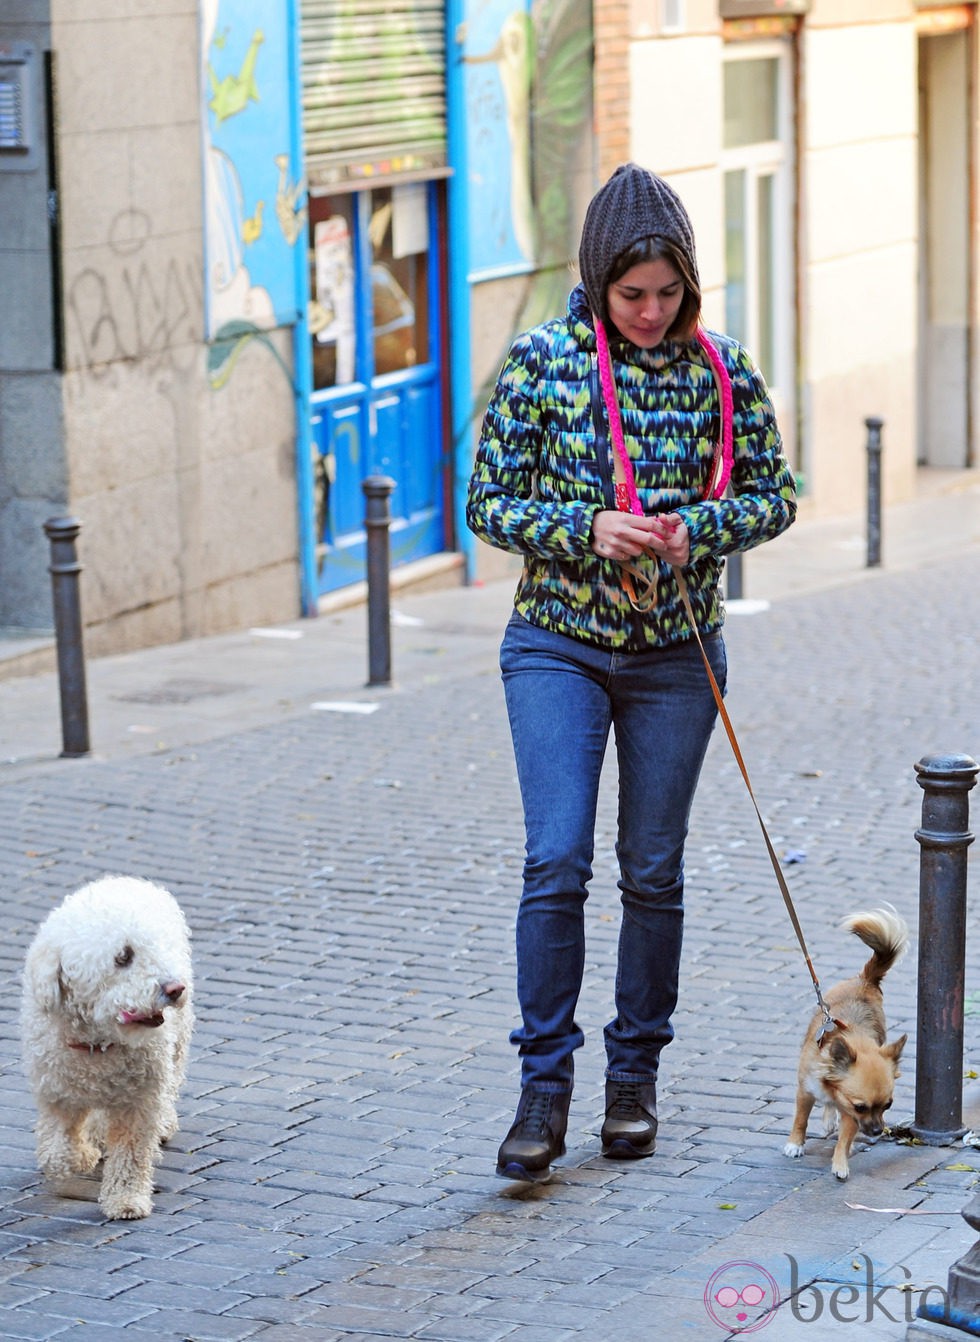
578, 163, 699, 318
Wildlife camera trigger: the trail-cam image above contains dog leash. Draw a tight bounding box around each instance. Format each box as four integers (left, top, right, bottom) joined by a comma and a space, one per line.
594, 317, 840, 1043
670, 566, 840, 1043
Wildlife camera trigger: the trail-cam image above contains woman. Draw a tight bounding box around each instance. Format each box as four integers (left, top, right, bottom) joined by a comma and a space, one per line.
467, 163, 796, 1182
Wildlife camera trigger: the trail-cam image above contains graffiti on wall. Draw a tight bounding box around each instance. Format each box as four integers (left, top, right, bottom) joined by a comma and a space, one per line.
201, 0, 306, 387
66, 208, 202, 381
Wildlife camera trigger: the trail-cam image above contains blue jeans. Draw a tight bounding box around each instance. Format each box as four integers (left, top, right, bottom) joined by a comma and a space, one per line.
500, 612, 726, 1092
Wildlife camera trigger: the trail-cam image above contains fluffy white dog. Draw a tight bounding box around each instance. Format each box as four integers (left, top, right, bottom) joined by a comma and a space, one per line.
20, 875, 193, 1220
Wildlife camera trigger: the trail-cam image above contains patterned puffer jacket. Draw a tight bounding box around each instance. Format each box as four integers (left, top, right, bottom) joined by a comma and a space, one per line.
466, 285, 797, 651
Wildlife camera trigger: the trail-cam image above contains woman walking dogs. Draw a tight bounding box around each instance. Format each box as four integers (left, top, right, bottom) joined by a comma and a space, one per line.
466, 163, 796, 1183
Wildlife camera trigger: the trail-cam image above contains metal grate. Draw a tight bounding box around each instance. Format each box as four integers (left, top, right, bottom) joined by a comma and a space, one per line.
300, 0, 447, 189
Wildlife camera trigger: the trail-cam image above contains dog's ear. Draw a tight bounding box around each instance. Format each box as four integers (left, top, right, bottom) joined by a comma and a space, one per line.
824, 1033, 857, 1075
24, 942, 69, 1014
883, 1033, 907, 1065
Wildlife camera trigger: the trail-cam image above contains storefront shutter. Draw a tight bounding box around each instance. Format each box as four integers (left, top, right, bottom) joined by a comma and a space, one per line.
300, 0, 447, 190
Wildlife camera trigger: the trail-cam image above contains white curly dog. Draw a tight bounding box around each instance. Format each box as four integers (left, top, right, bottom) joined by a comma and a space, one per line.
21, 875, 193, 1220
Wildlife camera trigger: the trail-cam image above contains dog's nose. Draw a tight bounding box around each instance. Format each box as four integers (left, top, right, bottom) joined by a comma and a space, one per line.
160, 980, 185, 1004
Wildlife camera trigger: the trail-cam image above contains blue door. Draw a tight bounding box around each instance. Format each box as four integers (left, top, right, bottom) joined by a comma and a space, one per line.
309, 181, 447, 596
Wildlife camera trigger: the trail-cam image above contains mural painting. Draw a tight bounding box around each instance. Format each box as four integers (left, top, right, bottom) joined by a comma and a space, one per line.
201, 0, 306, 388
463, 0, 594, 398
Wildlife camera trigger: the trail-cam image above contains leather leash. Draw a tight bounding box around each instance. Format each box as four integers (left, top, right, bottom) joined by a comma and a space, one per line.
671, 566, 840, 1043
593, 315, 839, 1042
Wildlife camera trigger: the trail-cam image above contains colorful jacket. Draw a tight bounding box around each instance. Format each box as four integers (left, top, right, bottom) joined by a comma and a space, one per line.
466, 285, 797, 652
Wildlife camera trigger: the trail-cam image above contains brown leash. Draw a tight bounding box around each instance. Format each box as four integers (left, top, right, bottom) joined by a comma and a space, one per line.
671, 566, 840, 1043
594, 325, 837, 1040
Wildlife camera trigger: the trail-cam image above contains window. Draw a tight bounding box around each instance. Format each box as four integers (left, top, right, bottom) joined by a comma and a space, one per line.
661, 0, 685, 33
722, 42, 794, 422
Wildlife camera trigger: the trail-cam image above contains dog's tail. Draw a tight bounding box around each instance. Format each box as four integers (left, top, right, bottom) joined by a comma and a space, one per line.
842, 904, 910, 988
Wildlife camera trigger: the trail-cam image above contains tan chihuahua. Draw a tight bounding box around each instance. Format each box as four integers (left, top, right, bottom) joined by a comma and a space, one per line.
783, 906, 908, 1180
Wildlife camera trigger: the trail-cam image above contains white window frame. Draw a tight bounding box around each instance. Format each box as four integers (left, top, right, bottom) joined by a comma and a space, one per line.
661, 0, 685, 34
721, 39, 795, 428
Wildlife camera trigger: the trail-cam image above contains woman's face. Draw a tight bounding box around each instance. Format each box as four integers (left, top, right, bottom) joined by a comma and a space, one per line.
606, 257, 685, 348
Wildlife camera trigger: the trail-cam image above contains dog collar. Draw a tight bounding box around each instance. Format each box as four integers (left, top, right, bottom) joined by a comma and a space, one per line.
67, 1040, 115, 1053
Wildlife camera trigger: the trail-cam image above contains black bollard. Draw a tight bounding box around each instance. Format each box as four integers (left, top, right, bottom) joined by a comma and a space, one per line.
910, 753, 978, 1145
865, 416, 883, 568
915, 1186, 980, 1330
363, 475, 396, 688
726, 551, 743, 601
43, 517, 91, 758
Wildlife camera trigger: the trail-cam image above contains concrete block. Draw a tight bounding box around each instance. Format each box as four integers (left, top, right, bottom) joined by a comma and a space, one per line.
201, 451, 298, 580
53, 12, 199, 135
0, 371, 67, 496
72, 475, 183, 621
54, 2, 197, 20
58, 122, 201, 252
630, 35, 721, 174
129, 123, 203, 236
806, 244, 917, 381
0, 2, 51, 24
806, 24, 917, 148
62, 362, 187, 497
805, 364, 917, 516
0, 495, 58, 625
807, 138, 917, 264
0, 159, 51, 251
0, 250, 54, 369
56, 129, 133, 252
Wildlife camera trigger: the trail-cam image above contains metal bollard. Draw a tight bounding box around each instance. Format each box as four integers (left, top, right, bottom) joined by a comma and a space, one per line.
910, 752, 978, 1145
43, 516, 91, 758
726, 551, 743, 601
362, 475, 396, 688
865, 416, 883, 568
915, 1186, 980, 1330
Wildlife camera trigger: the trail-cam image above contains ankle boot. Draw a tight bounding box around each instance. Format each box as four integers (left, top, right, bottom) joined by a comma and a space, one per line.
496, 1088, 571, 1183
601, 1080, 657, 1159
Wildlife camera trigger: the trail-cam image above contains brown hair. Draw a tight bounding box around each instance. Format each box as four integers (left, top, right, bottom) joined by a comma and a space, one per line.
603, 235, 701, 341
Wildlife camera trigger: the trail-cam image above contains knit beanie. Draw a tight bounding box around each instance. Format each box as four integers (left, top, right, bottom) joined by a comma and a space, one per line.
578, 163, 699, 319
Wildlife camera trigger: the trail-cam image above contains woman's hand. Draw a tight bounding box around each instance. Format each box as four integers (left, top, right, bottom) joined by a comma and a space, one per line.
591, 510, 690, 567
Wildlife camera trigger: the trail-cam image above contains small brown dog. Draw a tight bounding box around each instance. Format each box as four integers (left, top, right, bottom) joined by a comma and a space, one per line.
783, 906, 908, 1180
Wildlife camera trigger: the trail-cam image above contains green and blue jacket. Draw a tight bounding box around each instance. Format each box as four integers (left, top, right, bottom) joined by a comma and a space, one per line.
466, 285, 797, 651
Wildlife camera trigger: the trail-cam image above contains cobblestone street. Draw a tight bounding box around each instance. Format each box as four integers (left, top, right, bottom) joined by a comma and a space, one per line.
0, 540, 978, 1340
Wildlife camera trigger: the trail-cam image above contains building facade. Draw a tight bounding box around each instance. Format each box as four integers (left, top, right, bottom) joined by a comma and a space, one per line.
0, 0, 975, 653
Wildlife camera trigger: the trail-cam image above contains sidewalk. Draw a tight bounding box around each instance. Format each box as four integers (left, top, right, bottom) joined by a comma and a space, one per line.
1, 467, 978, 773
0, 469, 978, 1340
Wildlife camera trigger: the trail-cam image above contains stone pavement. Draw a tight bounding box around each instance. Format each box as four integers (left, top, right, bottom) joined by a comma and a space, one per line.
0, 470, 979, 1341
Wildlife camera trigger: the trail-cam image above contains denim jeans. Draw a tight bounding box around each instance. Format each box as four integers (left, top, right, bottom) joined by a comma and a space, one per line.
499, 611, 726, 1092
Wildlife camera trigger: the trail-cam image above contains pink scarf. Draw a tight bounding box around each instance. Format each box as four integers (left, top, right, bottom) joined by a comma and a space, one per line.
593, 316, 733, 514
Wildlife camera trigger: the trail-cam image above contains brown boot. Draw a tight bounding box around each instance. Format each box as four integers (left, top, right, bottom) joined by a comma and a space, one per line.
600, 1080, 657, 1159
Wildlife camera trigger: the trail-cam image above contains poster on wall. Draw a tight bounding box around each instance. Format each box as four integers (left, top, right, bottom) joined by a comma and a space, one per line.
313, 217, 355, 385
201, 0, 306, 344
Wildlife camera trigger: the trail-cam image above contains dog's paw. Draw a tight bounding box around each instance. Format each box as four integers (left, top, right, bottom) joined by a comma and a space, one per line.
100, 1192, 152, 1220
832, 1161, 849, 1181
783, 1141, 805, 1159
70, 1139, 103, 1174
38, 1138, 101, 1179
157, 1103, 179, 1144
